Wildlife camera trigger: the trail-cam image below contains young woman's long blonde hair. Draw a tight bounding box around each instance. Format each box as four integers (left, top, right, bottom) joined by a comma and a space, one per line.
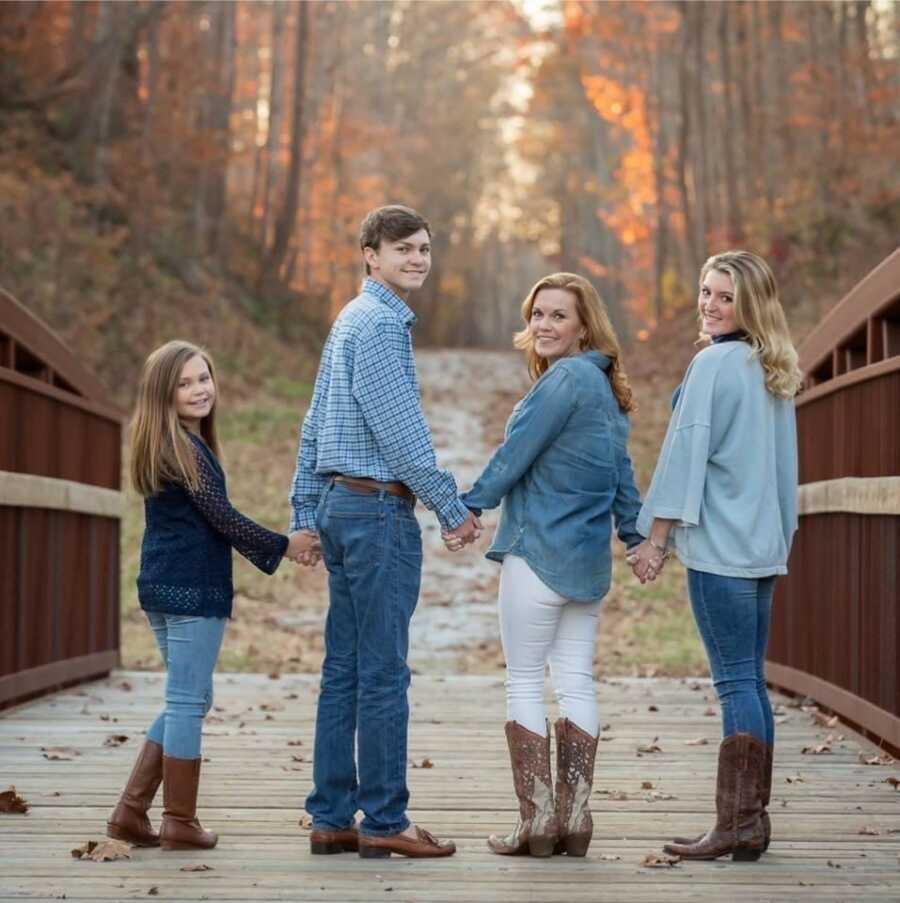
130, 340, 221, 496
698, 251, 802, 399
513, 272, 636, 413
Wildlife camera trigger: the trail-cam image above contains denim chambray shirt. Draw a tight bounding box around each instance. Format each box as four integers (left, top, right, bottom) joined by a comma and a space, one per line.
461, 351, 642, 602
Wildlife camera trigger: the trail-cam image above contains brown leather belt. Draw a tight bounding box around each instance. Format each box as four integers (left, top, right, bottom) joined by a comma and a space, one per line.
333, 475, 415, 504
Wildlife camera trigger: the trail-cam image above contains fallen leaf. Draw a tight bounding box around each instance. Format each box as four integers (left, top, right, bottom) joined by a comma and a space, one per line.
267, 671, 280, 680
773, 703, 788, 716
287, 740, 303, 747
119, 681, 133, 692
785, 774, 805, 784
637, 738, 662, 754
148, 888, 159, 896
645, 790, 677, 801
684, 737, 709, 746
801, 743, 832, 755
858, 826, 880, 835
812, 711, 839, 729
103, 735, 129, 747
859, 753, 894, 766
0, 786, 29, 814
291, 755, 304, 762
600, 853, 622, 861
703, 707, 716, 717
597, 789, 628, 801
884, 777, 899, 790
688, 682, 702, 691
647, 705, 659, 712
410, 758, 434, 769
41, 746, 79, 761
71, 839, 131, 861
642, 853, 680, 868
298, 815, 312, 829
640, 781, 654, 790
179, 864, 213, 872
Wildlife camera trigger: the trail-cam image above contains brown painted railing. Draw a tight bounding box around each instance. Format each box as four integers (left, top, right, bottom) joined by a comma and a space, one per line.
767, 248, 900, 750
0, 289, 123, 708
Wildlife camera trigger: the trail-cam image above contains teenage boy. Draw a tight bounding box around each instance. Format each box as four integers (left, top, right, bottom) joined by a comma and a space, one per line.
290, 205, 480, 858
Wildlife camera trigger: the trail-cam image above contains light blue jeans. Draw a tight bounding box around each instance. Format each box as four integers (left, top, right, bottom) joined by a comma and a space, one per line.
687, 570, 776, 745
144, 613, 227, 759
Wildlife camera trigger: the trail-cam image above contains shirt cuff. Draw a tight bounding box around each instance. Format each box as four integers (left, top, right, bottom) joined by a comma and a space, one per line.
437, 498, 471, 532
290, 507, 318, 532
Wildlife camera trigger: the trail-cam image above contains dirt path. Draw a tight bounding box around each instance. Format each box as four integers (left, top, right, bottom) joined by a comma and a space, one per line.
407, 349, 529, 672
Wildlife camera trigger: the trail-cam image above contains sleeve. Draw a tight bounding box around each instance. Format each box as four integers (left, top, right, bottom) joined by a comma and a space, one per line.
612, 436, 643, 549
187, 444, 288, 574
351, 320, 469, 531
636, 351, 721, 534
460, 366, 576, 512
289, 346, 330, 531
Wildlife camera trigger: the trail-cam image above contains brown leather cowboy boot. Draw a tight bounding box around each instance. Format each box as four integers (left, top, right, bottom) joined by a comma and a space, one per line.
159, 756, 218, 851
664, 733, 766, 862
671, 740, 774, 852
106, 739, 163, 846
553, 718, 598, 856
488, 722, 559, 857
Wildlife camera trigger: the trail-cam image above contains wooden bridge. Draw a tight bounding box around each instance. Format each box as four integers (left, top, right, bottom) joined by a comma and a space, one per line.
2, 673, 899, 902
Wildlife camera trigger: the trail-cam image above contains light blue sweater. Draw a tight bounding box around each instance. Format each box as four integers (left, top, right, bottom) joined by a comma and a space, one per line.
637, 341, 798, 578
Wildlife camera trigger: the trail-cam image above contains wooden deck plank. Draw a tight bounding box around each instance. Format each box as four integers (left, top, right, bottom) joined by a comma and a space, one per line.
1, 672, 898, 902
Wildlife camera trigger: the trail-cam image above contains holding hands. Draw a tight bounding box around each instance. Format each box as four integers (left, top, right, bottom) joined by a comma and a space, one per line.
626, 538, 668, 584
442, 511, 483, 552
287, 529, 322, 567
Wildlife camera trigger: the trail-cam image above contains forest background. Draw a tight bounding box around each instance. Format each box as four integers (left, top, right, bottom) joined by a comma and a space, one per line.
1, 0, 898, 675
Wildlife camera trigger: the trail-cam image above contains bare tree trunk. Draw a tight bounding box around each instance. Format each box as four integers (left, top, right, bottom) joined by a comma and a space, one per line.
260, 0, 310, 290
691, 2, 710, 255
769, 2, 794, 164
260, 0, 286, 248
676, 2, 701, 279
718, 3, 744, 243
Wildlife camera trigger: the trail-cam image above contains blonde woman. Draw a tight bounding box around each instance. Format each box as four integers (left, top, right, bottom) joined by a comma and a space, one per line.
106, 341, 310, 851
629, 251, 801, 862
458, 273, 643, 858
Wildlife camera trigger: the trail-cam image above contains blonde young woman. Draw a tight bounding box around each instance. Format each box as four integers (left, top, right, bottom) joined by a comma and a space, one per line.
106, 341, 311, 851
629, 250, 801, 862
457, 273, 643, 857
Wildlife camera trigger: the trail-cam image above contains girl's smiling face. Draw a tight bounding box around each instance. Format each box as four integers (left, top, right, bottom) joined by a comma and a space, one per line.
175, 354, 215, 432
699, 269, 738, 337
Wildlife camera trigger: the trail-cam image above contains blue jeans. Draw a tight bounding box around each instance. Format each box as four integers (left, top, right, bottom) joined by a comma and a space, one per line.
687, 570, 776, 746
305, 482, 423, 836
145, 613, 227, 759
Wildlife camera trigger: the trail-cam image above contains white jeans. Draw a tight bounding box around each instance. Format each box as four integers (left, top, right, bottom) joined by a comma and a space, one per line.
498, 555, 602, 737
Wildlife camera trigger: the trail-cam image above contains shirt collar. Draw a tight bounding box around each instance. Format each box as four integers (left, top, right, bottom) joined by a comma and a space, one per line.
362, 277, 416, 326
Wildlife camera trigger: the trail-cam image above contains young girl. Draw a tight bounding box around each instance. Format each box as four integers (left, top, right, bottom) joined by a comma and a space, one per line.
106, 340, 312, 851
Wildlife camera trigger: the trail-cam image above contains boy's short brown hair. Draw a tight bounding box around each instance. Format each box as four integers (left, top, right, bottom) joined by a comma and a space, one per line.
359, 205, 431, 274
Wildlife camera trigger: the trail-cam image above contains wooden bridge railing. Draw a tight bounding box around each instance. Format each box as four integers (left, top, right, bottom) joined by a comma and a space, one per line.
0, 289, 123, 708
767, 249, 900, 751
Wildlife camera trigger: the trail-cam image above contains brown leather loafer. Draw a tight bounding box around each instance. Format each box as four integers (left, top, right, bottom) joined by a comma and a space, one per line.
310, 824, 359, 855
358, 825, 456, 859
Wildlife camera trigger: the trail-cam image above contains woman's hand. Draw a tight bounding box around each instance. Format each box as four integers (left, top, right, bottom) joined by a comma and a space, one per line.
287, 529, 321, 566
626, 539, 667, 584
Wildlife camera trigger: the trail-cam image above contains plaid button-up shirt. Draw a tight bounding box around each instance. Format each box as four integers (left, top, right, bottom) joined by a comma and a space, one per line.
290, 278, 470, 532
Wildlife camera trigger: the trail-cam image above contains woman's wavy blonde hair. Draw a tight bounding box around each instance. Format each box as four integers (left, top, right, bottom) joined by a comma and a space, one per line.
698, 251, 802, 399
130, 340, 221, 496
514, 272, 635, 413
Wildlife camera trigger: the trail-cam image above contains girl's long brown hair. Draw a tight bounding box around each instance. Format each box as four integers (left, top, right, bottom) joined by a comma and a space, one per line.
513, 272, 636, 413
130, 340, 221, 496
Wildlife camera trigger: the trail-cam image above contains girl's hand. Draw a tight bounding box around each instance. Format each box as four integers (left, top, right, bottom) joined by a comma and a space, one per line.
287, 530, 321, 567
625, 540, 667, 584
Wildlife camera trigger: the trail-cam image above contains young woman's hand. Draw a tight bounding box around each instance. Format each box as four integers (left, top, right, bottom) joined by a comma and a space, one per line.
625, 540, 667, 584
287, 530, 321, 567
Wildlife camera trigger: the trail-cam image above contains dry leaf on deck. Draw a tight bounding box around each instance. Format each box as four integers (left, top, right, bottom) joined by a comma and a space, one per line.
801, 743, 832, 755
148, 887, 159, 896
298, 815, 312, 829
703, 707, 716, 717
684, 737, 709, 746
410, 758, 434, 769
637, 738, 662, 754
785, 774, 805, 784
179, 864, 213, 872
858, 826, 880, 835
103, 735, 129, 747
287, 740, 303, 747
641, 781, 654, 790
645, 790, 677, 802
41, 746, 79, 761
0, 786, 28, 814
600, 854, 622, 861
859, 753, 894, 766
883, 777, 899, 790
641, 853, 680, 868
119, 681, 133, 692
812, 711, 839, 728
71, 839, 132, 861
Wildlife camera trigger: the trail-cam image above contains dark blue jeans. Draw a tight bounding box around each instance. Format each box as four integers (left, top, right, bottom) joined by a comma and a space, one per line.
305, 482, 422, 836
687, 569, 776, 746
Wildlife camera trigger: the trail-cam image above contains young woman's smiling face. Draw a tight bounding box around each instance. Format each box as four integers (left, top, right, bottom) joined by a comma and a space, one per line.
529, 288, 585, 364
175, 354, 215, 432
699, 269, 738, 337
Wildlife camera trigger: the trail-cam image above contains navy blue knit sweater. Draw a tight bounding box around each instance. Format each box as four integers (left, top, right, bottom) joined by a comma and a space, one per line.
138, 433, 288, 618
